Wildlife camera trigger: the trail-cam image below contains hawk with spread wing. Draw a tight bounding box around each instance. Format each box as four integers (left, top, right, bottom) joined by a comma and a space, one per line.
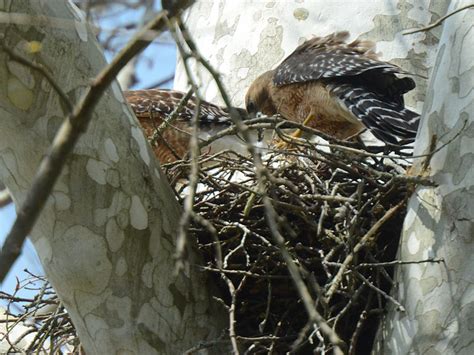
125, 89, 247, 163
245, 31, 420, 146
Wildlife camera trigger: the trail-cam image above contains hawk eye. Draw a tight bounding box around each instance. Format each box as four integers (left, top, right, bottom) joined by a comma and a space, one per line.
246, 101, 256, 114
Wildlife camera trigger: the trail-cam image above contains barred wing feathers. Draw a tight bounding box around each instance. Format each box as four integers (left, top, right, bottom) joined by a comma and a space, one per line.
125, 89, 245, 124
272, 31, 420, 145
329, 84, 419, 145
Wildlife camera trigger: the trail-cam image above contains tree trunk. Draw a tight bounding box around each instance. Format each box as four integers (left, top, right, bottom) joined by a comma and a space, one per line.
373, 1, 474, 353
0, 1, 226, 354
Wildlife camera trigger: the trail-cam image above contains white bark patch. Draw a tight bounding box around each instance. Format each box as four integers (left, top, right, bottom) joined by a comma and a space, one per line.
377, 32, 422, 60
137, 300, 180, 341
83, 314, 109, 343
34, 237, 52, 264
116, 209, 129, 229
86, 158, 109, 185
237, 67, 250, 79
141, 262, 153, 288
7, 76, 34, 110
407, 232, 420, 255
460, 135, 474, 157
53, 191, 71, 211
94, 192, 130, 227
106, 218, 125, 252
66, 0, 85, 21
53, 225, 112, 294
418, 188, 441, 223
420, 276, 439, 296
406, 1, 432, 25
0, 149, 29, 189
459, 26, 473, 74
388, 314, 417, 354
74, 289, 111, 321
106, 169, 120, 188
105, 295, 132, 325
131, 126, 150, 166
104, 138, 119, 163
7, 59, 35, 89
111, 81, 124, 103
130, 195, 148, 230
115, 257, 128, 276
404, 205, 417, 229
72, 13, 88, 42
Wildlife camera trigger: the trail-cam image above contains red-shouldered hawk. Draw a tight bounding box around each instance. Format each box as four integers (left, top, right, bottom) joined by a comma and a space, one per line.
125, 89, 247, 163
245, 31, 420, 146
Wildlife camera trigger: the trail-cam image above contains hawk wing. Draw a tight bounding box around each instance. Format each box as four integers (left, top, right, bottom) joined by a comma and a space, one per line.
272, 32, 419, 145
125, 89, 244, 124
125, 89, 249, 163
273, 31, 407, 87
328, 83, 419, 144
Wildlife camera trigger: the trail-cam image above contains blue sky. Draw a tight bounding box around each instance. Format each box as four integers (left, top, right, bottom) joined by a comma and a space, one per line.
99, 1, 176, 89
0, 3, 177, 303
0, 204, 44, 305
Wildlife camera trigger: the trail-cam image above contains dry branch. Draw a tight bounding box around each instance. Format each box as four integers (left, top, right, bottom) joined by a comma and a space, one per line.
404, 4, 474, 35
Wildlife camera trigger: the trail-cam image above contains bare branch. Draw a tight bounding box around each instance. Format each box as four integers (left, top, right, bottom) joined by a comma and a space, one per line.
404, 4, 474, 35
0, 41, 73, 113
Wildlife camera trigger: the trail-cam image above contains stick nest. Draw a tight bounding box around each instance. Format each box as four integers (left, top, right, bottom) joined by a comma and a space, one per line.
164, 139, 415, 354
1, 133, 418, 354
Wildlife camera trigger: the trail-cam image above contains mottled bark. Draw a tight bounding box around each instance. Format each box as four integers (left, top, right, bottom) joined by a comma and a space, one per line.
374, 1, 474, 353
0, 1, 225, 354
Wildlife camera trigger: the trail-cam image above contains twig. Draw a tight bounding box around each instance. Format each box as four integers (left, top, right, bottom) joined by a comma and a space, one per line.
404, 4, 474, 35
325, 202, 405, 302
355, 272, 405, 312
0, 40, 73, 113
175, 95, 201, 273
199, 266, 289, 279
263, 197, 346, 354
150, 88, 193, 145
348, 307, 369, 355
356, 258, 444, 269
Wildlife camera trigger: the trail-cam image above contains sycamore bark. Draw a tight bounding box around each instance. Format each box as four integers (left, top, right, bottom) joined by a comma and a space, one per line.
0, 1, 225, 354
374, 1, 474, 353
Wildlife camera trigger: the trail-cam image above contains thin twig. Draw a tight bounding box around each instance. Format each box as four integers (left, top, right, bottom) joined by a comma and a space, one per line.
355, 272, 405, 312
263, 197, 346, 354
175, 95, 201, 273
0, 40, 73, 113
356, 258, 444, 269
325, 202, 405, 302
404, 4, 474, 35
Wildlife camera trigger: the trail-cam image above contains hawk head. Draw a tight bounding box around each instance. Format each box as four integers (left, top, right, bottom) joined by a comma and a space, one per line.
245, 70, 277, 118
